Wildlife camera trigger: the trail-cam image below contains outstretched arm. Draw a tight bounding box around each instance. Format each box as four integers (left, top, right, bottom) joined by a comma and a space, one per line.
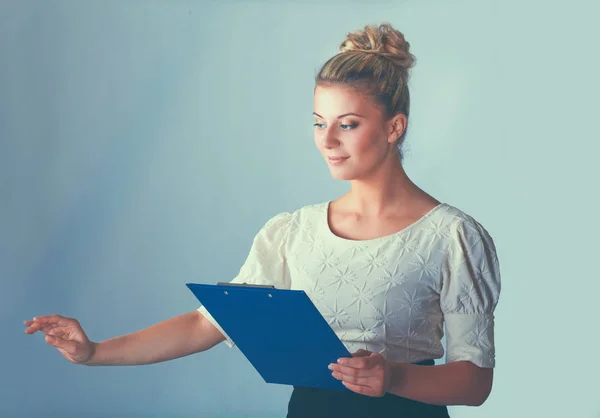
25, 311, 226, 366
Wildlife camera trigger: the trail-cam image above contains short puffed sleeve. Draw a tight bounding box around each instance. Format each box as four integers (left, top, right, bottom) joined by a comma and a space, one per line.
196, 212, 292, 347
440, 217, 501, 368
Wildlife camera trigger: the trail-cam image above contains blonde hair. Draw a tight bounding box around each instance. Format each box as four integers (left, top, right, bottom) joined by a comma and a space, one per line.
316, 23, 416, 160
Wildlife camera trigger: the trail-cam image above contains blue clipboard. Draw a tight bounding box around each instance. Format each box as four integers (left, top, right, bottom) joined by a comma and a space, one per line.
186, 282, 352, 391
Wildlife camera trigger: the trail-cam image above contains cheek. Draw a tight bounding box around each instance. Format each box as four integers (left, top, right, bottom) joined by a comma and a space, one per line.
348, 130, 383, 157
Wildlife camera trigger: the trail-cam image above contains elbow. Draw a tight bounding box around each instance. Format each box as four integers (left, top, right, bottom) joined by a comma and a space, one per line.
456, 362, 493, 406
467, 369, 493, 407
468, 390, 490, 407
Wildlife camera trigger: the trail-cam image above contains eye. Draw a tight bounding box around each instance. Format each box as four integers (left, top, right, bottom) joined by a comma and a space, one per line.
313, 122, 358, 130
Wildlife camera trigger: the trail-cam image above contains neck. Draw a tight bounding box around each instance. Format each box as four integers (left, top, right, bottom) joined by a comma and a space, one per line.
347, 158, 419, 217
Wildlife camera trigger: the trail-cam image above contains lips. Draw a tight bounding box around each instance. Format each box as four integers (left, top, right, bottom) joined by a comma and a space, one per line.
327, 156, 349, 166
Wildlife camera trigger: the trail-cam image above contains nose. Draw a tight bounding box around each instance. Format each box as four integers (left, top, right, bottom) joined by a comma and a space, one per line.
322, 130, 340, 149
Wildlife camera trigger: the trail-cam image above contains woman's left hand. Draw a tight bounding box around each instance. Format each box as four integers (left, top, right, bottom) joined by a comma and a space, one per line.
329, 349, 392, 397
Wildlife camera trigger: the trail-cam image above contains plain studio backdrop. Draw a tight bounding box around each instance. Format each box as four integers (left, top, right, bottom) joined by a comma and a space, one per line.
1, 1, 598, 417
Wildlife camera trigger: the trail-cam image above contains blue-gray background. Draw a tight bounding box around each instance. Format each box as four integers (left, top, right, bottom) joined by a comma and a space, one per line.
2, 1, 598, 417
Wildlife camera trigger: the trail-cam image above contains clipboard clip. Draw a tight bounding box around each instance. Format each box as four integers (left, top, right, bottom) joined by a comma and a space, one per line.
216, 282, 275, 289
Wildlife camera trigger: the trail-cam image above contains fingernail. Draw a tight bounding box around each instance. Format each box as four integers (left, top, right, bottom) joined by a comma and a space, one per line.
328, 364, 333, 370
337, 359, 344, 365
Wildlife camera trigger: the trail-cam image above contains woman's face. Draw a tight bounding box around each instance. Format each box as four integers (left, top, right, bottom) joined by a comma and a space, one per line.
313, 84, 404, 181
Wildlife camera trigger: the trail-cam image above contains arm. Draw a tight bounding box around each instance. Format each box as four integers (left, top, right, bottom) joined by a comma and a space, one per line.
25, 311, 226, 366
330, 351, 492, 406
388, 360, 493, 406
86, 311, 226, 366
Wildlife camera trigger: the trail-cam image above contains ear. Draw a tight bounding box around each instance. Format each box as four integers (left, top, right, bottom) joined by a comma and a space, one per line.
387, 113, 407, 144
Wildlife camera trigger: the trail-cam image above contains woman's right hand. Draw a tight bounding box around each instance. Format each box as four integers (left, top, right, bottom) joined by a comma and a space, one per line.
24, 314, 96, 365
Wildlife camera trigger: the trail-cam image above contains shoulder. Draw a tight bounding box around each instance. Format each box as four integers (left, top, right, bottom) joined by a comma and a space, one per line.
437, 203, 496, 239
270, 201, 328, 224
260, 201, 328, 234
430, 203, 499, 264
438, 203, 500, 268
293, 201, 329, 219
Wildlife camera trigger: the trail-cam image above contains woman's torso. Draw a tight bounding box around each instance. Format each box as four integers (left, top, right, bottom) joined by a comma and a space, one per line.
284, 201, 468, 363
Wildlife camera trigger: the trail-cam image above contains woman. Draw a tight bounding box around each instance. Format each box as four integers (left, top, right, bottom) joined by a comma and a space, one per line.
25, 23, 500, 418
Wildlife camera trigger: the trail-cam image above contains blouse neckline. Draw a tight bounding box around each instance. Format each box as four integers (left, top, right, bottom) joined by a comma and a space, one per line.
322, 201, 446, 244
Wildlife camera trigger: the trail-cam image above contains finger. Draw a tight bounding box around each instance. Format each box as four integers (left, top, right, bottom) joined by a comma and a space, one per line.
24, 320, 38, 333
30, 322, 58, 330
340, 381, 373, 396
24, 320, 42, 332
332, 371, 376, 386
45, 334, 78, 354
340, 353, 380, 369
24, 323, 57, 334
32, 315, 58, 324
46, 327, 70, 338
33, 314, 74, 327
331, 364, 375, 378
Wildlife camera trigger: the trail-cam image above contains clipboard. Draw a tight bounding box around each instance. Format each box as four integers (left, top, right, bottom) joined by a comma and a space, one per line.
186, 282, 352, 391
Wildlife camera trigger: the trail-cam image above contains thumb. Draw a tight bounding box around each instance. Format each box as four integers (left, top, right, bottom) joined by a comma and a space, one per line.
351, 349, 372, 357
46, 334, 78, 354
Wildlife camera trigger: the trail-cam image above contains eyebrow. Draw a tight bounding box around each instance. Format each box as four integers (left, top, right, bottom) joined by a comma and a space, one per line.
313, 112, 366, 119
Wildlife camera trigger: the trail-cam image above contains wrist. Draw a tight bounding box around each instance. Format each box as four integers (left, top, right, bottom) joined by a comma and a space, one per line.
82, 341, 98, 366
388, 361, 411, 396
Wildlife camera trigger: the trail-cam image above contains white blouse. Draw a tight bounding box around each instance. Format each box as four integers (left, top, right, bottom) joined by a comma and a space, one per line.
197, 202, 501, 368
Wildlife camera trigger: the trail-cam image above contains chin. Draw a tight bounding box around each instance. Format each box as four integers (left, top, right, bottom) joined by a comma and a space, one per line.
329, 168, 358, 181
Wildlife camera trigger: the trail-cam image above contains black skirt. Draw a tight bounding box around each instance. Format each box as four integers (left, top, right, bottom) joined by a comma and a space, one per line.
286, 359, 450, 418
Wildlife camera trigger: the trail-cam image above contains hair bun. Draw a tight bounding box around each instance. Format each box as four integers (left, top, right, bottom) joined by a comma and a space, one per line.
339, 23, 416, 71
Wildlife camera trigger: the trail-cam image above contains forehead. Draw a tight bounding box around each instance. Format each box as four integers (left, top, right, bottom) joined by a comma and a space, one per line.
313, 85, 379, 117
